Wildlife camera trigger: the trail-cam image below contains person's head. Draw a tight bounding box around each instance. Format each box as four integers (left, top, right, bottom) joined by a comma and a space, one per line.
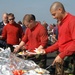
8, 13, 15, 24
18, 21, 22, 25
50, 1, 66, 21
2, 13, 8, 23
23, 14, 36, 29
42, 21, 48, 29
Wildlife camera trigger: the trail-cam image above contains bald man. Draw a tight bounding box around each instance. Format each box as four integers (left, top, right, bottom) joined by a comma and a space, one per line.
40, 1, 75, 66
0, 13, 9, 48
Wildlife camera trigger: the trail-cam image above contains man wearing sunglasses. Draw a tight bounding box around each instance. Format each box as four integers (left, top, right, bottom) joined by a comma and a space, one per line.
0, 13, 24, 52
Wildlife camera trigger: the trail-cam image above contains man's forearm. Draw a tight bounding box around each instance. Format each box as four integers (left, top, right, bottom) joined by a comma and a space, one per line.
18, 41, 25, 49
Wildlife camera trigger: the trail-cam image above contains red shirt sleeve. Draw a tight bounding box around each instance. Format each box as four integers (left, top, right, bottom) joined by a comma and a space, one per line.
39, 27, 48, 48
22, 29, 28, 43
59, 18, 75, 59
45, 41, 59, 53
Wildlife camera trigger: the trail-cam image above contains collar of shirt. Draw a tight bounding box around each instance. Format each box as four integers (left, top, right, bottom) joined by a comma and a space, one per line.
60, 12, 69, 26
30, 22, 39, 31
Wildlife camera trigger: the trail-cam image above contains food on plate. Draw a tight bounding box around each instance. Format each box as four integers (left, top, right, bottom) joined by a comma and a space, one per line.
18, 52, 23, 55
18, 51, 25, 55
13, 69, 26, 75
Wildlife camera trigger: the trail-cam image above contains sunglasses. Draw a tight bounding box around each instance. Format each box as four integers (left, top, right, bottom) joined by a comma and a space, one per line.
8, 18, 14, 21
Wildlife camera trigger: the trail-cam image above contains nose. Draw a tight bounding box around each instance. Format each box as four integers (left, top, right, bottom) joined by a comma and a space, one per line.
25, 24, 29, 27
25, 25, 28, 27
52, 16, 56, 19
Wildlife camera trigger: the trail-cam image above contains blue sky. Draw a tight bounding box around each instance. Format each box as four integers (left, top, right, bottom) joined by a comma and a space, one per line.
0, 0, 75, 25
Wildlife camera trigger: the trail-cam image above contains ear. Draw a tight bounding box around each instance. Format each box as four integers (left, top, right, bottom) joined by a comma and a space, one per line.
58, 8, 62, 12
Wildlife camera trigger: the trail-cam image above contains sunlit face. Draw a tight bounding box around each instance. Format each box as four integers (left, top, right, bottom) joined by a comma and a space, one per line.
3, 15, 8, 23
8, 16, 15, 24
24, 20, 33, 29
50, 9, 63, 21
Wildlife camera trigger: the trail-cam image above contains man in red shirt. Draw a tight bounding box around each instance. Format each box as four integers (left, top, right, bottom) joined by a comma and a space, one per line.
14, 14, 48, 68
0, 13, 23, 51
39, 2, 75, 66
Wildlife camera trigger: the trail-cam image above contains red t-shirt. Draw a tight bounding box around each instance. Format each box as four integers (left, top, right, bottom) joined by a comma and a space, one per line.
2, 22, 23, 45
22, 22, 48, 52
45, 13, 75, 59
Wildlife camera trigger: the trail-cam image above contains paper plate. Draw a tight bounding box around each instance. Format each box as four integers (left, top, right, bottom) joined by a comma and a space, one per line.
18, 52, 26, 55
26, 50, 37, 55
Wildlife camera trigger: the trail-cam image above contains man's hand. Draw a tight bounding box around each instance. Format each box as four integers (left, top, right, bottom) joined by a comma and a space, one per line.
52, 55, 64, 66
14, 46, 19, 53
40, 48, 46, 54
34, 48, 46, 54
